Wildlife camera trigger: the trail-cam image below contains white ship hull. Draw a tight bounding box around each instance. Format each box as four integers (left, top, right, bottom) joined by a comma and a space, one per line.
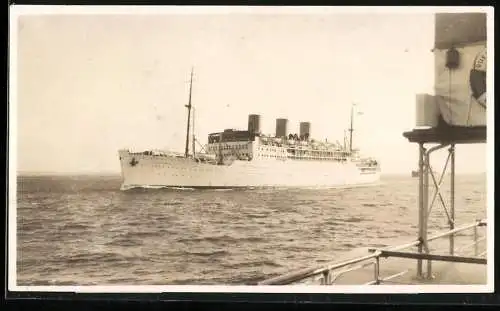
118, 150, 381, 190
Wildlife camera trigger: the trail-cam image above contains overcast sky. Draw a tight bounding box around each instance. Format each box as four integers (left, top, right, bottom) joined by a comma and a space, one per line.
14, 9, 486, 174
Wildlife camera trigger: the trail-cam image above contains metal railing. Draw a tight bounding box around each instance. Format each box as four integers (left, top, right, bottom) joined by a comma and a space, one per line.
259, 219, 487, 285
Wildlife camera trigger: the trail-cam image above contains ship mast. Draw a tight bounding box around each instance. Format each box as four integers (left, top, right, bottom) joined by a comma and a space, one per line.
343, 130, 347, 151
192, 106, 196, 158
184, 68, 194, 158
348, 103, 355, 153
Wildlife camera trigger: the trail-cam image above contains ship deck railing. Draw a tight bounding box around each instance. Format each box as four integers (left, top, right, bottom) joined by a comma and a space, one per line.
258, 219, 486, 285
128, 149, 183, 156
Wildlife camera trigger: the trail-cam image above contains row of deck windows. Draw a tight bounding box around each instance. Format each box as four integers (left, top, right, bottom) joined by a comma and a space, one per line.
258, 146, 349, 160
255, 153, 348, 161
207, 144, 248, 151
132, 163, 216, 172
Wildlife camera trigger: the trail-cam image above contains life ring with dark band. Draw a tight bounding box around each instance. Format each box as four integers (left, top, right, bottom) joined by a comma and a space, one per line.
469, 48, 486, 109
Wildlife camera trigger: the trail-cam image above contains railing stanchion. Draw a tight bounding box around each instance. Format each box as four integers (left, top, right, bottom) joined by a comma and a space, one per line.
474, 225, 479, 257
322, 270, 330, 285
374, 256, 380, 285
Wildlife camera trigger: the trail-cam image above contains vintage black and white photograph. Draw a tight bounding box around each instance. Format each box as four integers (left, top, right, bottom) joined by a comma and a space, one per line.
8, 6, 493, 293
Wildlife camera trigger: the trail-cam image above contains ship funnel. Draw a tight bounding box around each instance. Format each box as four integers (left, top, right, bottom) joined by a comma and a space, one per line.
275, 118, 288, 138
248, 114, 261, 134
299, 122, 311, 140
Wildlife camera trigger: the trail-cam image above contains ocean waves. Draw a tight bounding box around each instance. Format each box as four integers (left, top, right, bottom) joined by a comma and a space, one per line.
15, 174, 486, 285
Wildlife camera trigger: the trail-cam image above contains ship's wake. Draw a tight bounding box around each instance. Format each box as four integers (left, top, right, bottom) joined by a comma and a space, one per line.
120, 185, 196, 191
120, 182, 384, 192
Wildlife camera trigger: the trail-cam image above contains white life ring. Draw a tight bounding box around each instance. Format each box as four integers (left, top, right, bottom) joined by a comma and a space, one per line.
469, 48, 486, 108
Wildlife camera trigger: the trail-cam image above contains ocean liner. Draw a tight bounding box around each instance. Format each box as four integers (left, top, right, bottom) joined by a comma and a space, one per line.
118, 70, 381, 190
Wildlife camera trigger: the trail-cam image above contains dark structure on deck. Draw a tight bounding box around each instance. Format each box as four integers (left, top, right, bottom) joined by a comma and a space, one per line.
402, 12, 487, 279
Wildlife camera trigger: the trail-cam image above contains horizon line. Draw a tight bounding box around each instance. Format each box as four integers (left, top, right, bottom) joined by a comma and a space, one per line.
16, 171, 486, 177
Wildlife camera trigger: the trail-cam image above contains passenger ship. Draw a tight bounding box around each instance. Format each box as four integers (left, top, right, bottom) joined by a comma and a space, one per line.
118, 71, 381, 190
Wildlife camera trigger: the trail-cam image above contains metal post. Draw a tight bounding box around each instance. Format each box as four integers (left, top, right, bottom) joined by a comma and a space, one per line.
374, 257, 380, 285
417, 143, 425, 277
473, 225, 479, 256
449, 145, 455, 255
184, 69, 194, 158
322, 270, 330, 285
424, 149, 432, 279
192, 107, 196, 159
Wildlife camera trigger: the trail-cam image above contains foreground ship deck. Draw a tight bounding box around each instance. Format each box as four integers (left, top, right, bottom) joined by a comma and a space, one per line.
259, 121, 487, 286
258, 220, 487, 285
260, 10, 489, 284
